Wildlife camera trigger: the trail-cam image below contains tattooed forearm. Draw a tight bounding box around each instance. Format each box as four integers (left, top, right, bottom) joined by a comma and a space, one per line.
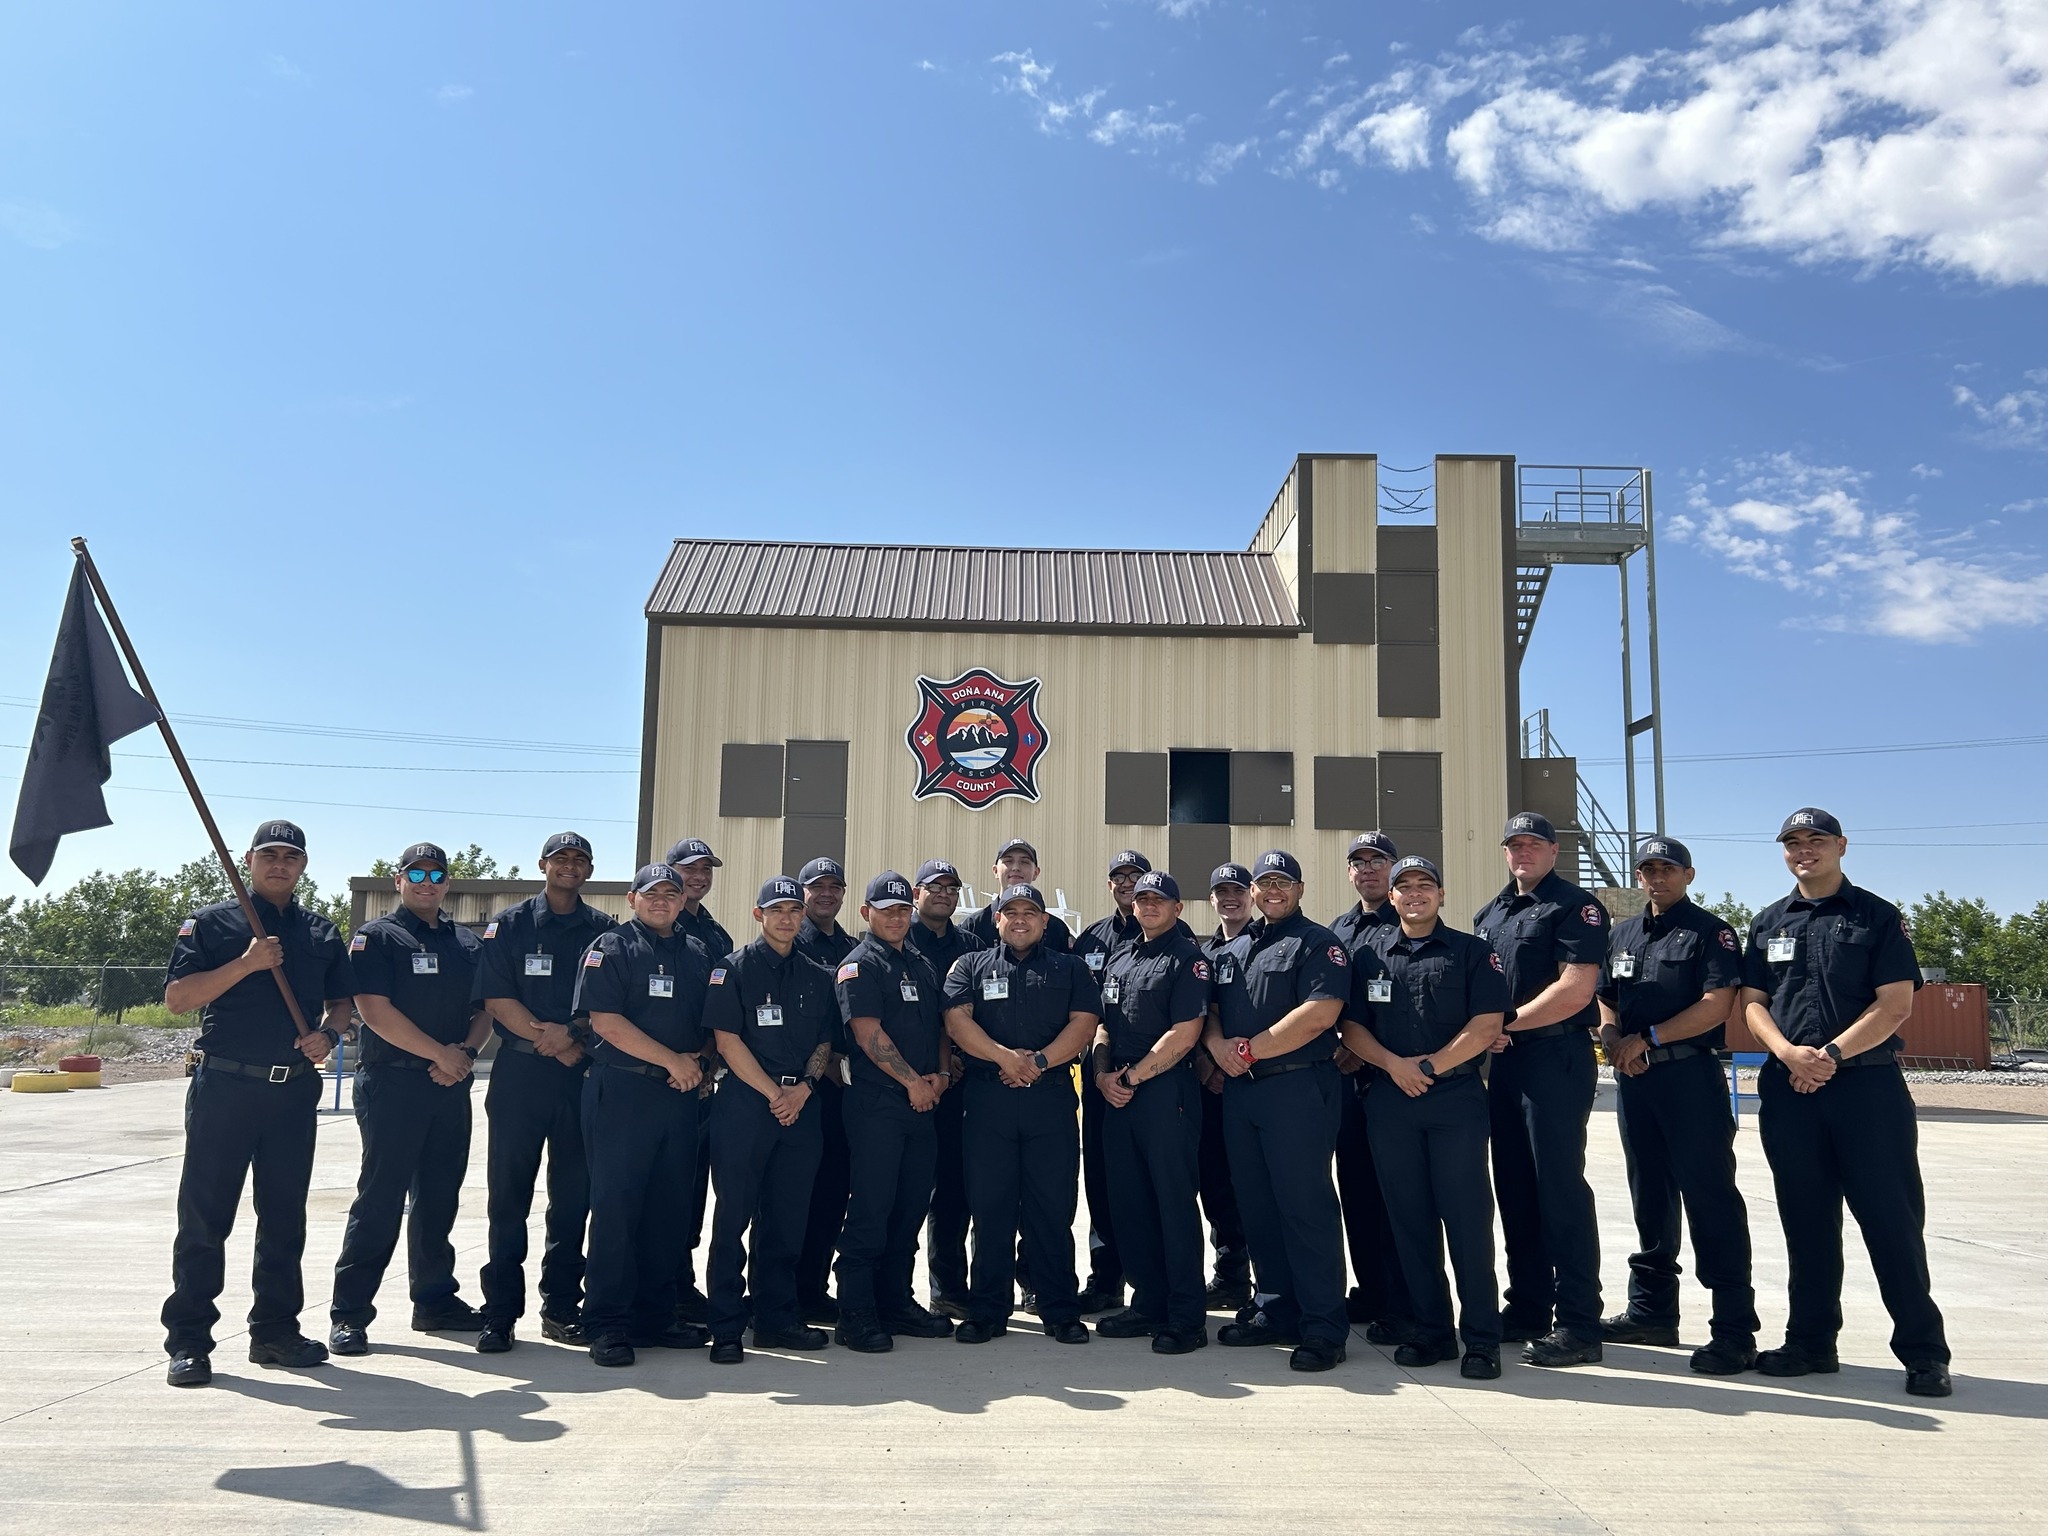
804, 1040, 834, 1079
856, 1020, 921, 1086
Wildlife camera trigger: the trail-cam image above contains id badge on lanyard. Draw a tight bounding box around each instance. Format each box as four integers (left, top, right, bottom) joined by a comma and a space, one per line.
1366, 978, 1393, 1004
412, 953, 440, 975
649, 972, 674, 999
1766, 935, 1796, 964
1611, 953, 1636, 979
982, 975, 1009, 1001
1101, 977, 1122, 1005
756, 1003, 783, 1027
525, 953, 554, 977
899, 980, 920, 1002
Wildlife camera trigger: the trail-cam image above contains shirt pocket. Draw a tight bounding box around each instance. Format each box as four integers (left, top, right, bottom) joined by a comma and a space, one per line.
1404, 956, 1463, 1020
1643, 929, 1699, 982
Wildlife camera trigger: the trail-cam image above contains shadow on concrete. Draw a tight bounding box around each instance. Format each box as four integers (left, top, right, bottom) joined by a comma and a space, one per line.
213, 1363, 565, 1442
216, 1427, 484, 1528
1400, 1340, 2048, 1430
1914, 1105, 2048, 1124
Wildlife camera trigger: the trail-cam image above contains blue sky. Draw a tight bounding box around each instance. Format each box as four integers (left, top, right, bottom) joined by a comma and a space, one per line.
4, 0, 2045, 918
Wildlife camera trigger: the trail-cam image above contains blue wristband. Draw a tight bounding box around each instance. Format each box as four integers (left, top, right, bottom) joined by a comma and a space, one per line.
1648, 1026, 1661, 1047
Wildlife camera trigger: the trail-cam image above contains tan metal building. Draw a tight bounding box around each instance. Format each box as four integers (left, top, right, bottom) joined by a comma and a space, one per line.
631, 453, 1537, 928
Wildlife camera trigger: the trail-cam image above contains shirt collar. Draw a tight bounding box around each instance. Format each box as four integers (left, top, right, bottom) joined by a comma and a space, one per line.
1392, 920, 1448, 954
532, 894, 598, 930
1786, 879, 1857, 914
393, 904, 443, 937
1642, 896, 1694, 934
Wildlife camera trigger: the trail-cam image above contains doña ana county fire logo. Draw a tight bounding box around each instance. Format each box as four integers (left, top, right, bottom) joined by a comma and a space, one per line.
905, 669, 1049, 809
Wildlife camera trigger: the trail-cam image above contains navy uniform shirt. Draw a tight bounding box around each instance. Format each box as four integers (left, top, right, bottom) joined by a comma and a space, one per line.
1473, 872, 1611, 1030
166, 894, 355, 1067
680, 905, 734, 961
959, 901, 1073, 954
1100, 931, 1211, 1063
703, 937, 839, 1082
1073, 909, 1142, 981
348, 906, 484, 1067
941, 942, 1101, 1058
1742, 881, 1921, 1054
571, 918, 714, 1068
1210, 909, 1352, 1059
904, 917, 987, 982
834, 934, 946, 1090
1352, 921, 1512, 1060
1331, 899, 1397, 960
796, 916, 858, 969
474, 893, 616, 1040
1598, 898, 1743, 1046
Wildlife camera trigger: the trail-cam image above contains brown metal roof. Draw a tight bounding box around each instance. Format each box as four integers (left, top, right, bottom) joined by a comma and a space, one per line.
646, 540, 1302, 634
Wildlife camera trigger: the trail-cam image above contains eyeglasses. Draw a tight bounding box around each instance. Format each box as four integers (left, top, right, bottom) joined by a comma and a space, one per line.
924, 882, 962, 895
403, 868, 447, 885
1349, 855, 1391, 870
1253, 876, 1298, 892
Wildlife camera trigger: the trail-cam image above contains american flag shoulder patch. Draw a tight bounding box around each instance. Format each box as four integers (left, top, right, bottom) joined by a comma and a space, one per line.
483, 922, 499, 939
709, 967, 728, 984
836, 961, 861, 983
583, 949, 606, 969
178, 918, 197, 937
349, 933, 367, 953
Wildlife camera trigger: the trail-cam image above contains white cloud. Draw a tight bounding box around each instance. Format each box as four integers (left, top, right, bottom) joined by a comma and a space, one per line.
917, 59, 938, 72
0, 200, 78, 250
436, 83, 475, 106
1325, 52, 1352, 69
991, 49, 1183, 151
1953, 368, 2048, 448
1301, 0, 2048, 286
1195, 139, 1255, 184
266, 54, 308, 84
1154, 0, 1212, 17
1910, 462, 1943, 477
1670, 452, 2048, 640
1090, 107, 1186, 148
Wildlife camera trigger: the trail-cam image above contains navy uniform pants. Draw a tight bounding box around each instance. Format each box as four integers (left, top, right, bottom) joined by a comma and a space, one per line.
1221, 1061, 1348, 1347
673, 1121, 712, 1296
925, 1081, 970, 1302
1080, 1076, 1123, 1290
1615, 1050, 1758, 1343
1367, 1073, 1501, 1353
479, 1044, 589, 1327
707, 1080, 824, 1341
836, 1081, 938, 1317
582, 1064, 703, 1343
797, 1078, 851, 1306
162, 1065, 321, 1356
1104, 1065, 1206, 1336
1488, 1030, 1603, 1336
1758, 1061, 1949, 1366
331, 1064, 472, 1326
1197, 1078, 1248, 1283
1336, 1071, 1412, 1325
962, 1072, 1081, 1327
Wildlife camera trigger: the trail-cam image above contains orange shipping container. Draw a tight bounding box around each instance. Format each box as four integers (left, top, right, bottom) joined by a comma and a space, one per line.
1721, 982, 1990, 1069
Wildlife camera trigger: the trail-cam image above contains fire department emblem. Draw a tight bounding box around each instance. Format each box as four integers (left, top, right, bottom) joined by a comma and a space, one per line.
905, 669, 1049, 809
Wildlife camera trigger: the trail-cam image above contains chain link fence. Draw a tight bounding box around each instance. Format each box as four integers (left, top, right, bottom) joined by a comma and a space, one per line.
1991, 995, 2048, 1056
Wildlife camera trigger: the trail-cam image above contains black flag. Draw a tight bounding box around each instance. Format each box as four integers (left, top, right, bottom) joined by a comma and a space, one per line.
9, 564, 161, 884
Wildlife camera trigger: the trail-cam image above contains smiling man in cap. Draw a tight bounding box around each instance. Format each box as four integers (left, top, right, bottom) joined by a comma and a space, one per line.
957, 837, 1075, 952
1740, 808, 1950, 1397
661, 835, 729, 1325
161, 819, 357, 1388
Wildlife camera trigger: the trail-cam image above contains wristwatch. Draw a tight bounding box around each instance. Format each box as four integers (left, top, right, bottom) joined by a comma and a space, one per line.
460, 1045, 480, 1060
1032, 1051, 1049, 1071
1234, 1039, 1257, 1068
1117, 1068, 1136, 1090
1822, 1042, 1844, 1063
1418, 1058, 1438, 1082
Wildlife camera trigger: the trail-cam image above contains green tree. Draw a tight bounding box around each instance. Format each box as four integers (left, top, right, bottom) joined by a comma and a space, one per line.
367, 843, 518, 880
1700, 891, 1755, 937
1908, 892, 2048, 997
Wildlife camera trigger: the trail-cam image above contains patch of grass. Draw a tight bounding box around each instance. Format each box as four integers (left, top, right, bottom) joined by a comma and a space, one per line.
0, 1002, 197, 1032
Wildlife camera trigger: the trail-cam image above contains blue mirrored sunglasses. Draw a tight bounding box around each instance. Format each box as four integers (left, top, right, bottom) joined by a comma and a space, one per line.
403, 868, 448, 885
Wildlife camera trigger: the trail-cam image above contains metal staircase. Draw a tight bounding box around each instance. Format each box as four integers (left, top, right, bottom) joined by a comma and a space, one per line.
1521, 711, 1630, 890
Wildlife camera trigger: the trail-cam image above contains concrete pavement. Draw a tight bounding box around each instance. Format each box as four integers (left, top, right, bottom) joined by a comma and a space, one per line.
1, 1070, 2043, 1533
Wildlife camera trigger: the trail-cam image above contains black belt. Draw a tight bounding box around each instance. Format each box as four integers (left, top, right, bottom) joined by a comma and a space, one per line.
1766, 1045, 1897, 1071
498, 1034, 543, 1056
1641, 1041, 1710, 1067
195, 1053, 316, 1084
1426, 1058, 1483, 1080
964, 1060, 1066, 1084
361, 1053, 432, 1071
1509, 1022, 1587, 1042
1246, 1057, 1326, 1081
599, 1056, 677, 1082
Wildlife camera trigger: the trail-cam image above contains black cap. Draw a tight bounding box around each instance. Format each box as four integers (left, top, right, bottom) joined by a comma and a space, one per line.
1347, 831, 1398, 862
864, 871, 913, 909
1777, 807, 1844, 841
1389, 855, 1442, 887
996, 883, 1047, 911
914, 858, 961, 888
1253, 849, 1302, 882
1502, 812, 1558, 844
1634, 836, 1693, 869
249, 819, 306, 853
398, 842, 447, 870
757, 876, 804, 908
1210, 862, 1253, 891
994, 836, 1038, 863
665, 837, 722, 867
1133, 870, 1180, 901
541, 831, 593, 860
798, 856, 847, 887
1106, 849, 1152, 877
630, 862, 685, 893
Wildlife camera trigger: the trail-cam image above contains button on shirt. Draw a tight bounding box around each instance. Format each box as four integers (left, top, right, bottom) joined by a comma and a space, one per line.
571, 918, 713, 1067
1100, 932, 1211, 1063
349, 906, 483, 1066
702, 938, 838, 1082
166, 894, 355, 1067
474, 894, 616, 1037
959, 902, 1073, 954
941, 943, 1101, 1059
1331, 899, 1397, 960
834, 935, 945, 1090
1211, 909, 1352, 1057
1598, 898, 1743, 1045
1742, 881, 1921, 1052
1354, 922, 1512, 1059
1473, 872, 1611, 1028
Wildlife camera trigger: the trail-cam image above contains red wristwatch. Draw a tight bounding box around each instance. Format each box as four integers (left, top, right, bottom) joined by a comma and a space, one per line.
1234, 1039, 1257, 1069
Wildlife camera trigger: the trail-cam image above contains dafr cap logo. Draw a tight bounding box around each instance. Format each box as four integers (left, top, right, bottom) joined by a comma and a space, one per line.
906, 668, 1049, 809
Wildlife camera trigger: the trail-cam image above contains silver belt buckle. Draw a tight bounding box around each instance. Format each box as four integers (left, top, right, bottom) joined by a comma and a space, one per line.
778, 1075, 800, 1087
268, 1064, 292, 1083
